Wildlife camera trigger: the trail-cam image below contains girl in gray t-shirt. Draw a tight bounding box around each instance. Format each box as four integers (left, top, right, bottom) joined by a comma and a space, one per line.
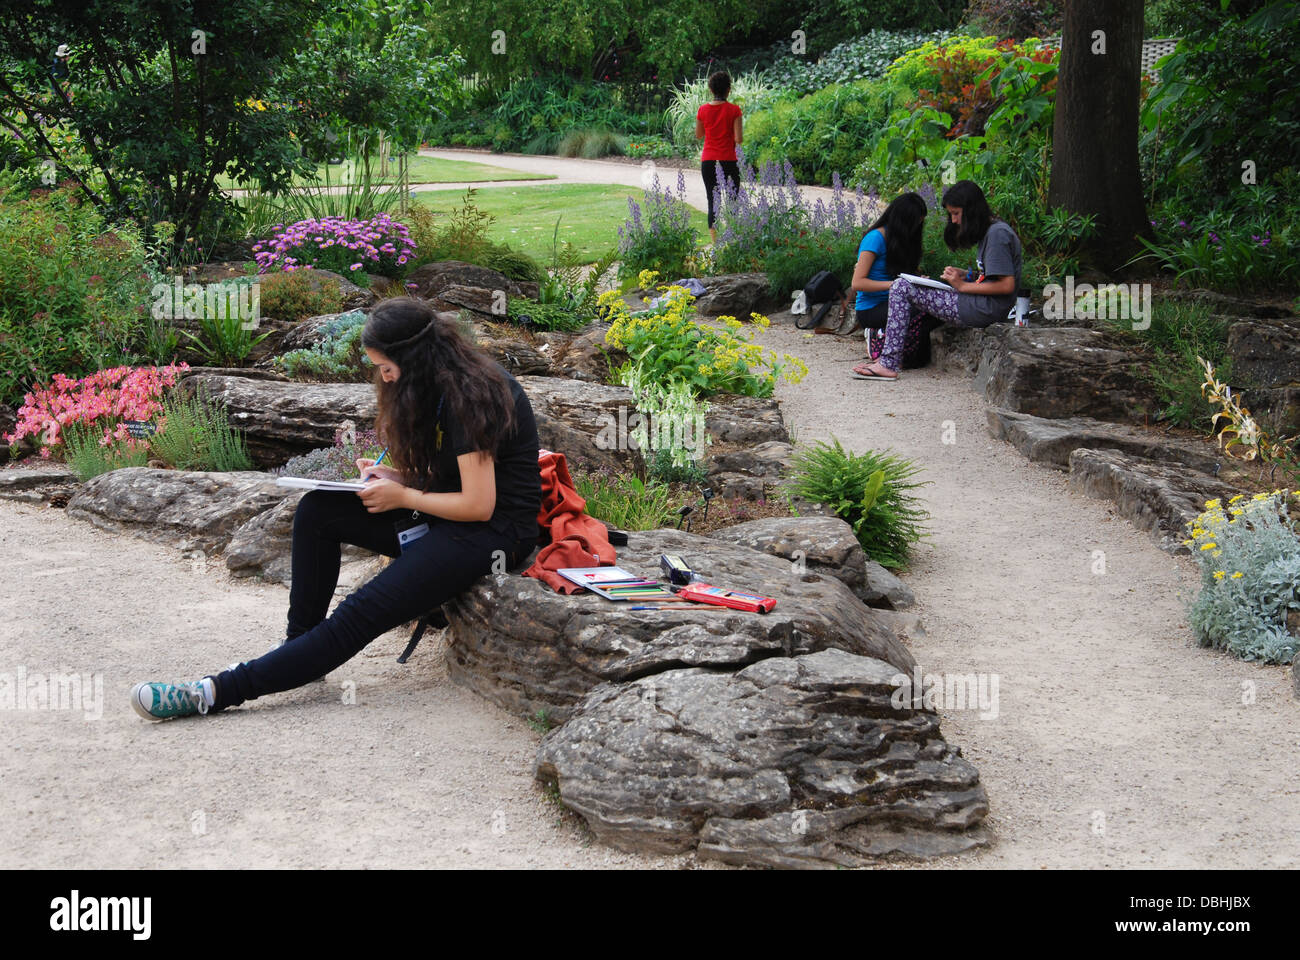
854, 179, 1022, 382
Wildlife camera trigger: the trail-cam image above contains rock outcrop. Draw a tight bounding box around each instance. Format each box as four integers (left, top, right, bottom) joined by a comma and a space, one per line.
536, 648, 988, 865
65, 468, 288, 554
443, 527, 917, 723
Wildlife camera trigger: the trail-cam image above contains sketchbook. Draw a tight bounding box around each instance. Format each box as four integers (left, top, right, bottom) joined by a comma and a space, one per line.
557, 566, 679, 601
276, 477, 369, 492
898, 273, 955, 292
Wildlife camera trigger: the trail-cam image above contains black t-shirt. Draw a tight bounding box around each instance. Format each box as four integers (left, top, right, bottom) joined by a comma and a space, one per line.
428, 365, 541, 543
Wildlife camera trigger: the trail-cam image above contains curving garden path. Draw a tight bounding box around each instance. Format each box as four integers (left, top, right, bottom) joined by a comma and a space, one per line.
2, 153, 1296, 869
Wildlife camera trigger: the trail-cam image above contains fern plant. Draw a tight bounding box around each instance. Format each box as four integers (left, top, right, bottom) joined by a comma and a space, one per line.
788, 438, 929, 569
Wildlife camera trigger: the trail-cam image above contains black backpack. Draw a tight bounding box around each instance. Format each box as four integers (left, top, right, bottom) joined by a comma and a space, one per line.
797, 270, 845, 330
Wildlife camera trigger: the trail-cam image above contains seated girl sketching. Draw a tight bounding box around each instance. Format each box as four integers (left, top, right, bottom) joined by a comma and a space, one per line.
854, 180, 1022, 382
131, 299, 542, 720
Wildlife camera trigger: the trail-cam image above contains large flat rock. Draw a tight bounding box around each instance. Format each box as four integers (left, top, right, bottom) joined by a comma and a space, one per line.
987, 408, 1221, 473
535, 648, 988, 865
443, 527, 917, 723
181, 374, 376, 467
936, 325, 1158, 423
0, 467, 81, 504
65, 467, 288, 554
1067, 448, 1242, 553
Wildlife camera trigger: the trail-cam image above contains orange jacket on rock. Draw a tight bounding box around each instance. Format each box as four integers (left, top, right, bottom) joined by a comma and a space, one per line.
522, 449, 617, 593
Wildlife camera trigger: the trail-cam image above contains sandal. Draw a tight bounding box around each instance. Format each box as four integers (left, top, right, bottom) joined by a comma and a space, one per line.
852, 361, 898, 381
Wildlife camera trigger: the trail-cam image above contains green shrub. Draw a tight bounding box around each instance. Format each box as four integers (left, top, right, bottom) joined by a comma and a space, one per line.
481, 245, 545, 283
1185, 491, 1300, 664
1099, 298, 1233, 430
746, 80, 904, 185
62, 422, 151, 481
149, 388, 253, 472
763, 231, 862, 299
259, 270, 344, 322
275, 309, 369, 381
180, 277, 269, 366
574, 470, 677, 531
788, 438, 929, 569
557, 128, 627, 158
0, 186, 151, 406
507, 298, 586, 333
762, 29, 958, 97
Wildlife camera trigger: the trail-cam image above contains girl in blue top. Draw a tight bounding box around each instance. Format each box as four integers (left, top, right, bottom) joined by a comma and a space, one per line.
841, 192, 927, 345
854, 180, 1022, 381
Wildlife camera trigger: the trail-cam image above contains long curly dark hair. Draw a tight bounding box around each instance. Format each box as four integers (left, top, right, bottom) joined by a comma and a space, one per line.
361, 299, 515, 492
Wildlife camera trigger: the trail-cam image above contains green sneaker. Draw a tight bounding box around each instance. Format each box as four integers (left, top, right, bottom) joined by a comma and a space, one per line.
130, 679, 212, 721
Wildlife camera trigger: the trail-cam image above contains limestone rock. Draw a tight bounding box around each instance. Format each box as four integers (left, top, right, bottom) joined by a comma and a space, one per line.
180, 375, 376, 467
707, 440, 795, 500
987, 408, 1221, 473
708, 514, 916, 609
694, 273, 784, 318
1226, 316, 1300, 391
515, 375, 641, 473
704, 395, 789, 445
224, 492, 304, 583
981, 326, 1158, 423
1067, 448, 1241, 552
538, 324, 621, 382
863, 560, 916, 610
404, 261, 526, 303
443, 527, 917, 722
0, 467, 81, 504
535, 648, 987, 865
277, 309, 368, 354
65, 468, 288, 554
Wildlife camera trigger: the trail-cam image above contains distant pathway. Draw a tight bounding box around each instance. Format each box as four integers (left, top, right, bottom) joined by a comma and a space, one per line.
415, 147, 848, 214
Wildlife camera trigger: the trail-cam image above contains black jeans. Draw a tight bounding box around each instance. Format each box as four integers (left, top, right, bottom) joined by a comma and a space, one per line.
209, 490, 534, 711
702, 159, 740, 228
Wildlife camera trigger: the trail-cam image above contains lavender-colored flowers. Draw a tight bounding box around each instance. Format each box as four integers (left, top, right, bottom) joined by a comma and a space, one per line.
252, 213, 417, 279
713, 155, 875, 274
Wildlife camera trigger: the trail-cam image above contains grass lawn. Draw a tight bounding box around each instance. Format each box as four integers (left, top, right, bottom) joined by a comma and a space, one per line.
219, 154, 553, 190
414, 183, 710, 263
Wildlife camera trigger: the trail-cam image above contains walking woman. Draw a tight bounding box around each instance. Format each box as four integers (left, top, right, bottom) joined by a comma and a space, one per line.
853, 180, 1022, 381
695, 70, 743, 244
131, 299, 542, 720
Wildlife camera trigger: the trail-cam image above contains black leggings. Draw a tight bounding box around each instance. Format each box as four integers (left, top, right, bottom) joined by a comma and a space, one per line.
702, 159, 740, 228
209, 490, 534, 710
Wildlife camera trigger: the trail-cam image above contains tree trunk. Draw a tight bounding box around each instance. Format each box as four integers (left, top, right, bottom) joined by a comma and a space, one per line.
1048, 0, 1149, 272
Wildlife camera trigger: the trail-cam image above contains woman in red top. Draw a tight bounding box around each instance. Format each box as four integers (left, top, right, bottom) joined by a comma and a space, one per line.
694, 71, 743, 244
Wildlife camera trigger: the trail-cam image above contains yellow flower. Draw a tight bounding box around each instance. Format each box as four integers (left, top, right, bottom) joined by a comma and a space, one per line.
1231, 572, 1244, 579
1213, 571, 1225, 580
1204, 499, 1221, 509
1229, 495, 1244, 504
1252, 493, 1270, 502
1200, 542, 1217, 551
1191, 527, 1205, 538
